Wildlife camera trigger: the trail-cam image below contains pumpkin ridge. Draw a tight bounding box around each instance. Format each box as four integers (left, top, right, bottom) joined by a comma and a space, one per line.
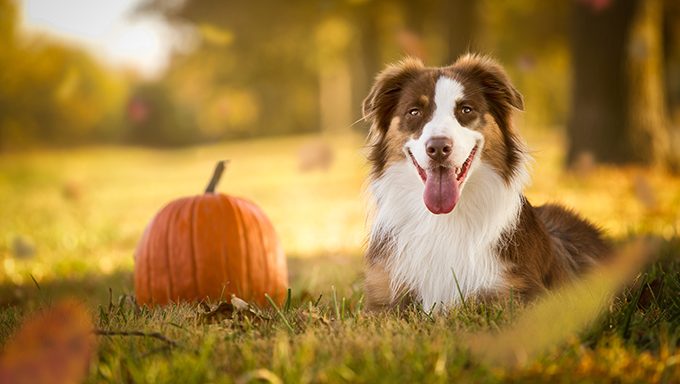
152, 206, 175, 303
188, 196, 201, 300
163, 203, 181, 302
216, 196, 234, 299
232, 199, 252, 301
250, 205, 271, 300
211, 196, 229, 300
143, 226, 152, 304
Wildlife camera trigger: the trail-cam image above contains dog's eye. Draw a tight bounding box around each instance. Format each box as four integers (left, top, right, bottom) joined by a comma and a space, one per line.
407, 108, 421, 117
461, 106, 473, 114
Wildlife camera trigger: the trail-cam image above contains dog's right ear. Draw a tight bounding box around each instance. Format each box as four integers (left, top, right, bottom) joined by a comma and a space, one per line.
363, 58, 424, 133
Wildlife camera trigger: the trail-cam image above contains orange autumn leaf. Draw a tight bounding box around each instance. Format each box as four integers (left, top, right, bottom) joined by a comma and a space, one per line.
0, 299, 96, 384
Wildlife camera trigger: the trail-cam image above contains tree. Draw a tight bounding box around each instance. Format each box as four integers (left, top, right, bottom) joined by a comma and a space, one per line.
137, 0, 480, 137
567, 0, 675, 167
0, 0, 127, 150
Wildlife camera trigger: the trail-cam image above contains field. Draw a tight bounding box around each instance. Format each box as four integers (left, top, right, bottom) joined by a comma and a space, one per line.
1, 130, 679, 383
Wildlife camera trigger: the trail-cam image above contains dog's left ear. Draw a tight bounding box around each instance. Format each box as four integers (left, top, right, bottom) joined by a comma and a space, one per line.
453, 54, 524, 112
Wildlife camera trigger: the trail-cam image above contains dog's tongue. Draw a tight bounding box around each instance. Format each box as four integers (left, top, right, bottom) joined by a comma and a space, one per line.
423, 167, 460, 214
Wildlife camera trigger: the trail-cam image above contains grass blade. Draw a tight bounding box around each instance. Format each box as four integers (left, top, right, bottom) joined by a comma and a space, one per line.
265, 294, 294, 333
284, 288, 292, 312
451, 268, 468, 311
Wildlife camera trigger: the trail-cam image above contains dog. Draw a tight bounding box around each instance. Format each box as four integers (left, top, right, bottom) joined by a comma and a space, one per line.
362, 54, 610, 311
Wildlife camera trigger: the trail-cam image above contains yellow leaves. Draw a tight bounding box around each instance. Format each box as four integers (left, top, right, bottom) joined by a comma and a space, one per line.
55, 66, 80, 101
0, 19, 129, 146
2, 258, 19, 284
198, 23, 234, 47
315, 17, 352, 65
315, 18, 352, 51
515, 337, 680, 382
198, 89, 260, 136
236, 368, 283, 384
526, 134, 680, 240
0, 299, 96, 384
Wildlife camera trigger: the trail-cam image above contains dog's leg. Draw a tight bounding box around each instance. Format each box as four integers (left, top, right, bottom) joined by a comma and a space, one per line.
364, 262, 394, 311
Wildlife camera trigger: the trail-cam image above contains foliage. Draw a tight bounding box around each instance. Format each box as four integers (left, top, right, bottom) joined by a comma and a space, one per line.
139, 0, 577, 138
125, 81, 199, 146
0, 0, 595, 148
0, 0, 128, 150
2, 0, 679, 150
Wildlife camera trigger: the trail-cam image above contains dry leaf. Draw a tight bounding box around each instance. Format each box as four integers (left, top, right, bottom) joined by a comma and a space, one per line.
0, 299, 96, 384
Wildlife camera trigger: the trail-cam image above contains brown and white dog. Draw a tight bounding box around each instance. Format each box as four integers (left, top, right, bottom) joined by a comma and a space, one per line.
362, 54, 610, 311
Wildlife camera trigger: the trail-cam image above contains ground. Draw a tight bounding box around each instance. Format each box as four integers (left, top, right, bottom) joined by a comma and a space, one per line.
0, 130, 679, 383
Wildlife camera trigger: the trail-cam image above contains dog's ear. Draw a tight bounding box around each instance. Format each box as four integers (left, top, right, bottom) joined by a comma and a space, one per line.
363, 58, 424, 133
453, 54, 524, 132
453, 54, 524, 124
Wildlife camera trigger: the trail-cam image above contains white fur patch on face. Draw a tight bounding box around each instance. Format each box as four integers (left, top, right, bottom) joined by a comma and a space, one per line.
369, 160, 528, 310
406, 76, 483, 176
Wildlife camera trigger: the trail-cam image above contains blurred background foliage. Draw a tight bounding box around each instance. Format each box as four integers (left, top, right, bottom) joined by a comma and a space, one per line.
1, 0, 678, 166
0, 0, 128, 149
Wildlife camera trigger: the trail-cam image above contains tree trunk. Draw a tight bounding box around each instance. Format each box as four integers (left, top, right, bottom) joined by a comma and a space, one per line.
352, 4, 382, 128
663, 0, 680, 170
567, 0, 669, 167
627, 0, 669, 165
441, 0, 476, 64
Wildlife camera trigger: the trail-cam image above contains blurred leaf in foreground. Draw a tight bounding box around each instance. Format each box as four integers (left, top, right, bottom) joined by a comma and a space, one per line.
0, 299, 96, 384
465, 239, 655, 367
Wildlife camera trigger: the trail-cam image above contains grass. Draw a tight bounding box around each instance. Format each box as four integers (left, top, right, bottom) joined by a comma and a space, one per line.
0, 130, 679, 382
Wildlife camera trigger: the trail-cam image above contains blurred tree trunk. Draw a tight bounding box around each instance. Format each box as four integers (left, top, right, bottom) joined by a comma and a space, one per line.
351, 5, 382, 128
627, 0, 670, 164
567, 0, 671, 167
441, 0, 477, 64
401, 0, 477, 64
663, 0, 680, 170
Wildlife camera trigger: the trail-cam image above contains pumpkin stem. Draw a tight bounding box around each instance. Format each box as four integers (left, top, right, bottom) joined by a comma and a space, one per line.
205, 160, 228, 194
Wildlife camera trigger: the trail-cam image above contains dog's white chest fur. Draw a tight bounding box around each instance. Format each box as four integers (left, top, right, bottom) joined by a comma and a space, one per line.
369, 160, 526, 310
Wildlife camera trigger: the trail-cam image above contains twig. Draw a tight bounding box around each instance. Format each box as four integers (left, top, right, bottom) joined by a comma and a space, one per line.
29, 274, 41, 291
93, 329, 179, 348
139, 345, 173, 359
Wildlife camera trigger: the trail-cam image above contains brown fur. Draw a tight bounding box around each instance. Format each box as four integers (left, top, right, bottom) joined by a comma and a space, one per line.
364, 262, 394, 310
364, 234, 402, 309
363, 54, 526, 184
495, 199, 610, 299
364, 261, 415, 310
363, 54, 611, 310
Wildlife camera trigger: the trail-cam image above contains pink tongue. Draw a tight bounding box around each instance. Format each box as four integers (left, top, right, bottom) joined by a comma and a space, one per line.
423, 167, 460, 214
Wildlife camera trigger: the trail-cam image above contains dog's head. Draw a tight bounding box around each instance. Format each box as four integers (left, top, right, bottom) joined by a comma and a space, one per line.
364, 54, 526, 214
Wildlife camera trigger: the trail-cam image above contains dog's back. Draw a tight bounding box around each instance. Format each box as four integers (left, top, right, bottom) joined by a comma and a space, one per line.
536, 204, 611, 276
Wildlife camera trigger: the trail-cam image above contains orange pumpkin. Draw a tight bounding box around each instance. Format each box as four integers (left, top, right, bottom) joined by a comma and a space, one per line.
134, 161, 288, 306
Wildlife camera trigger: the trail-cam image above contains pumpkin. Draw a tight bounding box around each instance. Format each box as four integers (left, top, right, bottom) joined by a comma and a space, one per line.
134, 161, 288, 306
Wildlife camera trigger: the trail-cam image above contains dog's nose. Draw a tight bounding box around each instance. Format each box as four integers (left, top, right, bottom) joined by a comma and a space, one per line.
425, 136, 453, 162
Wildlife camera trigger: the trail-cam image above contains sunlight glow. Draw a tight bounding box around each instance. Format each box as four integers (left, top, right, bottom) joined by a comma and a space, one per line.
21, 0, 174, 77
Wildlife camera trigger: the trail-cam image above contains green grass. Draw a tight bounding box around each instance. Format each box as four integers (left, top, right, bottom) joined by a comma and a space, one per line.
1, 131, 679, 382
